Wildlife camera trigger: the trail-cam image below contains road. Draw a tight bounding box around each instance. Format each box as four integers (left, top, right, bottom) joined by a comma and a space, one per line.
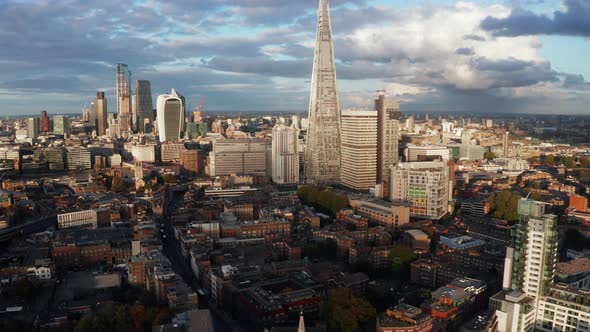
160, 188, 243, 332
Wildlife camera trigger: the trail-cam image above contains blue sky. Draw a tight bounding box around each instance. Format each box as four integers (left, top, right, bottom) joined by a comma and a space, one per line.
0, 0, 588, 115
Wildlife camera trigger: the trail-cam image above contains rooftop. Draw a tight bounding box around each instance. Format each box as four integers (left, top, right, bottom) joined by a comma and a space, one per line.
556, 257, 590, 275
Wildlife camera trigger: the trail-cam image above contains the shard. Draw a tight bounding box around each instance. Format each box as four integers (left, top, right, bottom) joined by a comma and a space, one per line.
305, 0, 341, 182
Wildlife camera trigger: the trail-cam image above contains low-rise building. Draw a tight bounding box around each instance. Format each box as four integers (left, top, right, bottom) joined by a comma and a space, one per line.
377, 303, 434, 332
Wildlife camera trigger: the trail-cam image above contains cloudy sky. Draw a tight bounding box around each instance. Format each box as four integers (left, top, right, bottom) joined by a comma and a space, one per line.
0, 0, 589, 115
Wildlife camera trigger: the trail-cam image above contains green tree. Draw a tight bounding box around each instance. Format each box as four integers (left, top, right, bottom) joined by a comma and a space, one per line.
484, 151, 497, 160
488, 190, 520, 222
544, 155, 556, 166
111, 176, 127, 193
161, 173, 177, 184
14, 278, 35, 299
321, 288, 376, 332
560, 156, 575, 168
388, 245, 416, 272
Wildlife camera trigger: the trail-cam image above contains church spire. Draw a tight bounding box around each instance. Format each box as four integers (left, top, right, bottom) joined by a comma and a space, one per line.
297, 310, 305, 332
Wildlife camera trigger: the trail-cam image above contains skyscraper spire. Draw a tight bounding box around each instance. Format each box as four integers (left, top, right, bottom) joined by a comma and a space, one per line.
305, 0, 341, 182
297, 311, 306, 332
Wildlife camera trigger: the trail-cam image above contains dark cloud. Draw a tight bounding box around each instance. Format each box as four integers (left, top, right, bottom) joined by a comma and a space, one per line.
469, 57, 558, 88
463, 34, 486, 41
562, 74, 590, 89
456, 48, 475, 56
203, 56, 310, 78
481, 0, 590, 36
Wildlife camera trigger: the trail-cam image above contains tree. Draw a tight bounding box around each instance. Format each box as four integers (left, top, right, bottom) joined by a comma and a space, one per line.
544, 155, 556, 166
298, 185, 348, 216
388, 245, 416, 272
560, 156, 575, 168
161, 173, 177, 184
484, 152, 496, 160
14, 278, 34, 299
321, 288, 376, 332
111, 176, 127, 193
488, 190, 520, 222
580, 157, 590, 168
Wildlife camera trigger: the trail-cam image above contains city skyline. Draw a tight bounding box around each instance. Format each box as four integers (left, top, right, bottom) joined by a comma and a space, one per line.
0, 0, 588, 115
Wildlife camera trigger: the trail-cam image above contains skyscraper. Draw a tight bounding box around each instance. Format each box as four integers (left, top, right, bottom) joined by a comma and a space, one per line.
40, 111, 50, 132
490, 199, 560, 332
26, 117, 39, 139
340, 110, 377, 190
116, 63, 131, 135
157, 89, 184, 142
53, 115, 70, 136
95, 91, 107, 136
505, 199, 557, 298
503, 131, 510, 157
375, 92, 401, 184
304, 0, 341, 183
272, 124, 299, 184
136, 80, 154, 133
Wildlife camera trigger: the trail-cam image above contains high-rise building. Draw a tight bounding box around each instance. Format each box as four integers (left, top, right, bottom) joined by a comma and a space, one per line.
26, 117, 39, 139
340, 110, 377, 190
375, 92, 401, 184
95, 91, 108, 136
136, 80, 153, 133
131, 94, 138, 132
53, 115, 70, 136
304, 0, 341, 183
116, 63, 131, 135
506, 199, 557, 298
157, 89, 184, 142
489, 199, 565, 332
405, 116, 415, 133
390, 161, 451, 220
40, 111, 50, 132
271, 124, 299, 184
503, 131, 510, 157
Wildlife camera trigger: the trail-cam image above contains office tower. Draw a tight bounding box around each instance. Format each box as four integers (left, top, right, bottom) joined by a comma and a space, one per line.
95, 91, 108, 136
136, 80, 154, 132
161, 143, 186, 162
116, 63, 131, 135
26, 117, 39, 139
503, 131, 510, 157
304, 0, 341, 182
131, 94, 138, 132
271, 124, 299, 184
340, 110, 377, 190
53, 115, 70, 136
405, 116, 414, 133
458, 145, 485, 160
208, 138, 270, 177
390, 161, 451, 220
40, 111, 50, 132
179, 149, 203, 176
34, 147, 65, 171
375, 92, 401, 184
65, 147, 91, 171
157, 89, 184, 142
